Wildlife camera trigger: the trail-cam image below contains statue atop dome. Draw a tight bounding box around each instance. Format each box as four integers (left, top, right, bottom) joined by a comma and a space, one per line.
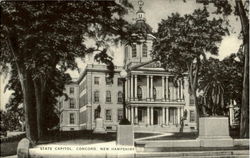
136, 0, 145, 22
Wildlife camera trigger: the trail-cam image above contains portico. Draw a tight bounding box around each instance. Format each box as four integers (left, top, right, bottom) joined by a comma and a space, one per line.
125, 72, 186, 126
127, 74, 185, 102
126, 103, 185, 126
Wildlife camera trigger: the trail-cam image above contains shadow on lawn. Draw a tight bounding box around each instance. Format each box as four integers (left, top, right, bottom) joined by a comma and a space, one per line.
38, 130, 160, 145
142, 127, 240, 141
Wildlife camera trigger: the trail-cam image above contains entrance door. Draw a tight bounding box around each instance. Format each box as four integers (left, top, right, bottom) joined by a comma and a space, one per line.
138, 108, 142, 122
169, 107, 177, 125
153, 109, 158, 125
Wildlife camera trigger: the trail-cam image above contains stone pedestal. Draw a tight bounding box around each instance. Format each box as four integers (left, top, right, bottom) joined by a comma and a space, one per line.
17, 138, 30, 158
197, 117, 233, 147
93, 118, 107, 134
117, 125, 134, 146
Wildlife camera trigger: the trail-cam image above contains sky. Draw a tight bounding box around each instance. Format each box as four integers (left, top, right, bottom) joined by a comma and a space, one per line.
0, 0, 242, 110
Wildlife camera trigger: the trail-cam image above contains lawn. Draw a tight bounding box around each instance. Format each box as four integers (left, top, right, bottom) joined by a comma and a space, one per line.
141, 128, 240, 141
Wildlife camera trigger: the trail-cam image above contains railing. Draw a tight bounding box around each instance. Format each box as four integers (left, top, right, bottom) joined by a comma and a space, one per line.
128, 98, 185, 102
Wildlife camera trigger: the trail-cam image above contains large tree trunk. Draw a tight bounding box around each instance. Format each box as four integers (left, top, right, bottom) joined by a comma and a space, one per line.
34, 79, 47, 140
235, 0, 249, 138
191, 87, 200, 132
8, 36, 39, 144
18, 70, 38, 144
240, 41, 249, 138
188, 59, 200, 131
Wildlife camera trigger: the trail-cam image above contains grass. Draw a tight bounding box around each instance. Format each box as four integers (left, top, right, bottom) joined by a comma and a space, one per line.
140, 128, 241, 141
37, 130, 160, 144
0, 128, 241, 156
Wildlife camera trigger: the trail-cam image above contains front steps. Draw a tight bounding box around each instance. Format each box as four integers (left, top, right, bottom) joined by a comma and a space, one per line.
134, 125, 196, 133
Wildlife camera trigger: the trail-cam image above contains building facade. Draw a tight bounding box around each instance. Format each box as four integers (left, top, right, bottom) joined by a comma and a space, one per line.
58, 4, 197, 132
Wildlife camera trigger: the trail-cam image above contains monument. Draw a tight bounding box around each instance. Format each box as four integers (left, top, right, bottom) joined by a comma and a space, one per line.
197, 117, 233, 147
93, 105, 107, 134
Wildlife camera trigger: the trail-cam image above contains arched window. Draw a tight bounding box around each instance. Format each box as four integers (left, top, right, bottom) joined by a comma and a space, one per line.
94, 91, 99, 102
132, 44, 137, 57
106, 90, 111, 103
117, 91, 123, 103
137, 86, 142, 100
142, 43, 147, 57
153, 87, 156, 100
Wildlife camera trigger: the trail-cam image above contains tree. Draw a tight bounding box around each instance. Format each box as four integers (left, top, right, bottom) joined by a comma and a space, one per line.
0, 1, 132, 144
222, 51, 244, 108
197, 0, 249, 139
152, 8, 228, 128
199, 58, 229, 116
199, 52, 244, 129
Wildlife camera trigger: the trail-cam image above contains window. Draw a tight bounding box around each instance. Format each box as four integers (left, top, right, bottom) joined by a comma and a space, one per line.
69, 87, 74, 94
117, 109, 123, 121
106, 77, 113, 85
153, 87, 157, 100
117, 78, 123, 86
117, 91, 123, 103
105, 109, 112, 121
190, 110, 195, 122
106, 91, 111, 103
142, 43, 147, 57
137, 86, 142, 100
94, 77, 100, 85
69, 98, 75, 108
94, 91, 99, 102
69, 113, 75, 124
132, 44, 136, 57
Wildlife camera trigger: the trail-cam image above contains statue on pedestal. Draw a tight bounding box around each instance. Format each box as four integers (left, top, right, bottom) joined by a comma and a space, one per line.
93, 105, 107, 134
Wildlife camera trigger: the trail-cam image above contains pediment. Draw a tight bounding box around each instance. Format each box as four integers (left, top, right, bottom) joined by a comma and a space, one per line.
129, 60, 166, 71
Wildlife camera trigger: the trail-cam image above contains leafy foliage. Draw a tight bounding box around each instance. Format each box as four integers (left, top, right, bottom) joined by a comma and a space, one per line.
199, 52, 243, 116
0, 1, 132, 142
0, 109, 23, 131
152, 8, 228, 120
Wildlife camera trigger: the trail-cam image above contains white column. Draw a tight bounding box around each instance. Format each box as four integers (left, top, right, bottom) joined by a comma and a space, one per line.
150, 107, 153, 125
146, 75, 150, 100
181, 79, 184, 100
125, 107, 128, 118
162, 107, 165, 125
128, 107, 131, 121
166, 107, 169, 125
173, 86, 176, 101
162, 76, 165, 101
131, 75, 134, 100
177, 107, 180, 125
135, 106, 138, 124
131, 106, 134, 124
181, 107, 184, 118
165, 76, 169, 101
147, 107, 150, 125
150, 76, 153, 101
128, 77, 131, 99
135, 75, 138, 100
177, 80, 180, 101
125, 80, 128, 100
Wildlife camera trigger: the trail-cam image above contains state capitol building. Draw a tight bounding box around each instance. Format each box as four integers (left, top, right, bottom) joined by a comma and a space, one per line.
57, 3, 197, 132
